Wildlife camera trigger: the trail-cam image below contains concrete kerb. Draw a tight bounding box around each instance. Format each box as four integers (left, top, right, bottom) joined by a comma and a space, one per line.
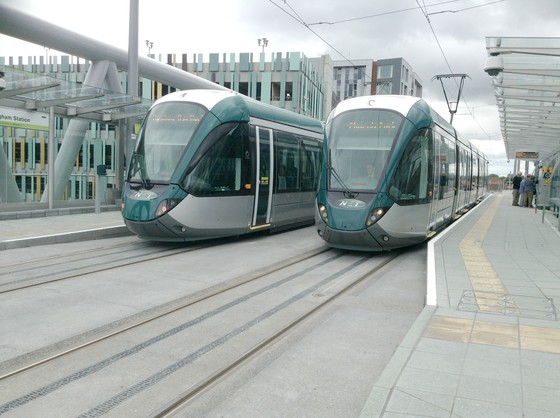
0, 225, 132, 251
359, 194, 496, 417
359, 305, 437, 417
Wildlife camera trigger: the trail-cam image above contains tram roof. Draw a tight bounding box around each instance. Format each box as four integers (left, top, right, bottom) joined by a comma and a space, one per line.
0, 64, 152, 124
156, 89, 324, 133
485, 37, 560, 161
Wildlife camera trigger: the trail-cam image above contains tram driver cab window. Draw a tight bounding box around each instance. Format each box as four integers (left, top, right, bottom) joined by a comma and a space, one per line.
388, 128, 433, 205
182, 123, 251, 196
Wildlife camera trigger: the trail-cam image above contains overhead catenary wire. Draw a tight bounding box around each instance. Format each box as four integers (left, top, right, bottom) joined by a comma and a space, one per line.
268, 0, 359, 69
427, 0, 505, 16
270, 0, 501, 139
415, 0, 495, 138
306, 0, 464, 26
269, 0, 471, 84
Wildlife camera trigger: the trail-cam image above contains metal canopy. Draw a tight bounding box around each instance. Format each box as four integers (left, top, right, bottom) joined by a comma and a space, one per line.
485, 37, 560, 161
0, 64, 151, 123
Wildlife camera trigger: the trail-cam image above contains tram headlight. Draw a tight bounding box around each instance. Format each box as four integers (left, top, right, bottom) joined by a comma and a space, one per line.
366, 207, 388, 227
155, 198, 182, 218
318, 203, 329, 224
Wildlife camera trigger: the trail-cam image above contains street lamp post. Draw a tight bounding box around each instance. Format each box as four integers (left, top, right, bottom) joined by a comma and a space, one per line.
257, 38, 269, 53
145, 39, 154, 56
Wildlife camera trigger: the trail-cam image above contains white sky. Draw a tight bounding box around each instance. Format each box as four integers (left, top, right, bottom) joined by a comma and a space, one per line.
1, 0, 559, 176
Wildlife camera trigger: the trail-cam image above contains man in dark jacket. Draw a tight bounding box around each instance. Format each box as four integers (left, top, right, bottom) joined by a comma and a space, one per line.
512, 171, 523, 206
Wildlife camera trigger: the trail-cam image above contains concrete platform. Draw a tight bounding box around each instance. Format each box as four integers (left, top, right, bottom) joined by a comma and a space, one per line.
361, 192, 560, 417
2, 192, 560, 416
0, 208, 129, 250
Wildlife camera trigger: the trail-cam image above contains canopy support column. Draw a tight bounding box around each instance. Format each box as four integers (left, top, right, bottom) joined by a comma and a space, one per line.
41, 60, 114, 202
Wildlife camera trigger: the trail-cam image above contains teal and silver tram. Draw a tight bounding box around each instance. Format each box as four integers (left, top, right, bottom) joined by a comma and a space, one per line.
122, 89, 323, 241
315, 95, 488, 251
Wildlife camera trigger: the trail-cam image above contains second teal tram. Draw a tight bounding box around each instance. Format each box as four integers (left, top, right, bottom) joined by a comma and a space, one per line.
315, 95, 488, 251
122, 89, 323, 241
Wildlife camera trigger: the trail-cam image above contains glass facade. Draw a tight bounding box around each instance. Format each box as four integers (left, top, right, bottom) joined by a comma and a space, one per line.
0, 51, 327, 204
166, 51, 325, 121
0, 122, 117, 202
0, 52, 419, 204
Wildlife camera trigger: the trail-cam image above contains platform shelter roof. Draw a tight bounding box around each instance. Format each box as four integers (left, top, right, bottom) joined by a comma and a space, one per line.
0, 64, 152, 124
486, 37, 560, 161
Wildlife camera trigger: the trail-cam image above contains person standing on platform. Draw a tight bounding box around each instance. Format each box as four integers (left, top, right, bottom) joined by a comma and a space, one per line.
519, 177, 526, 207
512, 171, 523, 206
519, 174, 536, 208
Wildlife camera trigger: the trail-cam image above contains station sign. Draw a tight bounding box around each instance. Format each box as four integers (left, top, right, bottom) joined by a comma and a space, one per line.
543, 165, 553, 187
0, 106, 48, 131
515, 151, 539, 159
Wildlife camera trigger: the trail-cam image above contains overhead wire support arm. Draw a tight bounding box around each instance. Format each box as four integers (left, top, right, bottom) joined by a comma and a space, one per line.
432, 73, 470, 125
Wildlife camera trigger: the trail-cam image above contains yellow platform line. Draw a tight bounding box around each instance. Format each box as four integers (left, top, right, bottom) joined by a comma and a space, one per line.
423, 195, 560, 354
459, 194, 519, 314
424, 315, 560, 354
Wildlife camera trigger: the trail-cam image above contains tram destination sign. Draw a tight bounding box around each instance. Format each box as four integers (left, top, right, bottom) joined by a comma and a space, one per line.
515, 151, 539, 159
0, 106, 48, 131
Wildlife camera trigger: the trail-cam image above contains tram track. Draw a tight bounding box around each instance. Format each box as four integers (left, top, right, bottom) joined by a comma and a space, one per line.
0, 247, 403, 417
0, 239, 150, 272
0, 246, 330, 380
151, 251, 401, 418
0, 236, 244, 294
0, 244, 191, 294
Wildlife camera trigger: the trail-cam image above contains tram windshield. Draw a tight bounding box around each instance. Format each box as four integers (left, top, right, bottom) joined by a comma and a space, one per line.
128, 102, 206, 186
327, 109, 403, 192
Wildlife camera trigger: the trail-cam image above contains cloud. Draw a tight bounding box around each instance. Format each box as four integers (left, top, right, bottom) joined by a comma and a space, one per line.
1, 0, 558, 176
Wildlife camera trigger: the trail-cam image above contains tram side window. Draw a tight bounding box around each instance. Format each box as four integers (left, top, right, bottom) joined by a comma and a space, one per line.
388, 128, 433, 205
276, 133, 300, 192
472, 156, 479, 189
458, 147, 471, 191
434, 131, 456, 199
301, 138, 321, 191
182, 123, 251, 196
477, 156, 487, 188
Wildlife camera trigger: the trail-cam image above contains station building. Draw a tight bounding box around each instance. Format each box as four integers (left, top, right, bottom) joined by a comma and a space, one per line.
0, 55, 136, 203
158, 51, 329, 121
332, 57, 423, 101
0, 52, 422, 204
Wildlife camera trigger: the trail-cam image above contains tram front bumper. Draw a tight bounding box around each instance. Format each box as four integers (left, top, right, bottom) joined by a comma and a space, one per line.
124, 218, 183, 241
316, 221, 426, 252
317, 223, 384, 251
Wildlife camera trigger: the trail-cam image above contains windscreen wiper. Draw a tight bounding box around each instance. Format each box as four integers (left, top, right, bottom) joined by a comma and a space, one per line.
130, 152, 153, 190
328, 164, 356, 199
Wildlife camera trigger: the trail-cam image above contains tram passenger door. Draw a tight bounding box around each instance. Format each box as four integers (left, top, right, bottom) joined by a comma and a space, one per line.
252, 126, 274, 228
429, 130, 455, 231
428, 141, 440, 233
